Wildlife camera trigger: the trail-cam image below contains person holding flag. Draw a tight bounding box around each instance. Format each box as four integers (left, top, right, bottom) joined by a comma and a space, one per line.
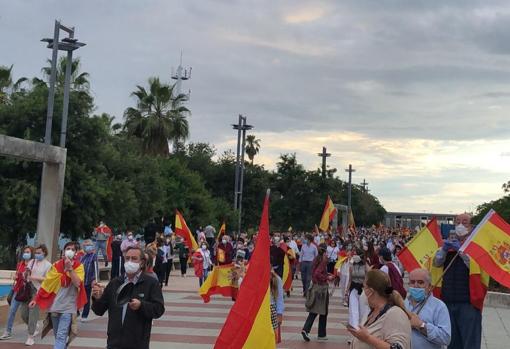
92, 221, 112, 267
433, 213, 488, 349
29, 241, 87, 349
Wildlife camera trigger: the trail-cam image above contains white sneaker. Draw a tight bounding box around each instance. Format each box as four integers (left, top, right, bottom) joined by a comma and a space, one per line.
0, 332, 12, 340
25, 336, 35, 346
80, 317, 89, 322
33, 323, 40, 337
317, 336, 328, 341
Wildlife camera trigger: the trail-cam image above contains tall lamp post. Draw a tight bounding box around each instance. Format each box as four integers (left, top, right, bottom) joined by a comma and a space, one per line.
345, 164, 356, 221
37, 20, 85, 261
232, 115, 253, 236
41, 20, 86, 148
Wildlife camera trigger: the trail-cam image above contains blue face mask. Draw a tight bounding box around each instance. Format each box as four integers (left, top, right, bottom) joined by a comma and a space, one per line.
22, 252, 31, 260
34, 253, 44, 261
409, 287, 426, 302
85, 245, 94, 253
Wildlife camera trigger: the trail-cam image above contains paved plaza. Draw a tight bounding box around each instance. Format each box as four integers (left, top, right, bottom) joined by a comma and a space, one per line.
0, 270, 508, 348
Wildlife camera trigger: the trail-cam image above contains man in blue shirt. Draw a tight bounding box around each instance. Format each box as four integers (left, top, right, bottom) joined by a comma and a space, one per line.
299, 234, 318, 296
404, 268, 451, 349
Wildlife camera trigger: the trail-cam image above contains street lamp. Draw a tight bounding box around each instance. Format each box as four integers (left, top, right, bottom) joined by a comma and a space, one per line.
41, 20, 86, 148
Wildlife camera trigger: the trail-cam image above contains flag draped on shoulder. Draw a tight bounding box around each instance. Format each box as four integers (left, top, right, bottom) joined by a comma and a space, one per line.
214, 191, 275, 349
175, 210, 199, 252
280, 243, 293, 292
34, 259, 87, 310
319, 195, 336, 232
460, 209, 510, 288
199, 264, 238, 303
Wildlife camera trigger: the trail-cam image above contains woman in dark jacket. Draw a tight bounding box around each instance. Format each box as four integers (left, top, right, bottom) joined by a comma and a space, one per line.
301, 243, 333, 342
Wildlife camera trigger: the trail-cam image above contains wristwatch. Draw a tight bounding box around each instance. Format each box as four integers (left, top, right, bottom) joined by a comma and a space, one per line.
420, 322, 426, 330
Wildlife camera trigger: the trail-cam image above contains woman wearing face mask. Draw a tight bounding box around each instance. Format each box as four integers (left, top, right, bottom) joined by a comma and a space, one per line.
79, 240, 97, 322
346, 251, 369, 331
163, 236, 174, 286
348, 269, 411, 349
193, 242, 212, 286
19, 244, 52, 346
301, 244, 334, 342
326, 240, 340, 274
0, 246, 35, 341
29, 242, 87, 349
216, 236, 233, 266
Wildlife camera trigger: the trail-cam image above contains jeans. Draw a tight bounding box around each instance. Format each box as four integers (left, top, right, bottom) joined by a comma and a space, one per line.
179, 257, 188, 275
51, 313, 72, 349
199, 268, 209, 286
447, 302, 482, 349
302, 312, 327, 338
96, 240, 108, 265
300, 261, 313, 294
5, 292, 21, 334
81, 285, 92, 318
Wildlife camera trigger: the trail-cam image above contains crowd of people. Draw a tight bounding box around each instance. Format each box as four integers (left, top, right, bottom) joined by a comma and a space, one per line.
0, 213, 487, 349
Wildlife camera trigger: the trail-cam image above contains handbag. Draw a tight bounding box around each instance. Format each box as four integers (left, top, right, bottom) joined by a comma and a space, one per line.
14, 260, 36, 303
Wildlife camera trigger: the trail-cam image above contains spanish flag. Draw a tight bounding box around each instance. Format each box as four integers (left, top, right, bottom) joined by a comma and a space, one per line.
33, 259, 87, 310
199, 264, 237, 303
217, 222, 226, 240
348, 208, 356, 228
175, 210, 199, 252
214, 190, 275, 349
280, 243, 293, 292
334, 252, 348, 276
319, 195, 337, 232
398, 218, 442, 272
460, 209, 510, 288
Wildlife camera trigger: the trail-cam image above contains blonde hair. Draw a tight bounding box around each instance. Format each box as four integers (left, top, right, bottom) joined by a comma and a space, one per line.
365, 269, 408, 318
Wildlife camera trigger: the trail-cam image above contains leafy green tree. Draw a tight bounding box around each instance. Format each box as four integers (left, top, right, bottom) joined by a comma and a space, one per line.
0, 65, 28, 104
245, 134, 261, 164
124, 78, 190, 156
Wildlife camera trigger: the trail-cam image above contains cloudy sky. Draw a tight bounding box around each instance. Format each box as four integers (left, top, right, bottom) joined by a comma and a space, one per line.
2, 0, 510, 214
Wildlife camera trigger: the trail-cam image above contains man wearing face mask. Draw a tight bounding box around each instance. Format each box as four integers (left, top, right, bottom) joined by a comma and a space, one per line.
216, 236, 233, 266
404, 268, 451, 349
91, 246, 165, 349
121, 231, 139, 253
433, 213, 487, 349
79, 240, 97, 322
300, 234, 318, 297
29, 242, 87, 349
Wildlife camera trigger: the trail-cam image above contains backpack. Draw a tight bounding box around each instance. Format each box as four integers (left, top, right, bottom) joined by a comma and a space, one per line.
386, 262, 407, 299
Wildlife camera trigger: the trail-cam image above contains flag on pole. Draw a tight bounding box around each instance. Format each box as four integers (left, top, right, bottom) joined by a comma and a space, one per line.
217, 222, 226, 240
106, 235, 113, 262
319, 195, 337, 232
398, 218, 443, 272
175, 210, 199, 252
348, 208, 356, 228
214, 190, 275, 349
460, 209, 510, 288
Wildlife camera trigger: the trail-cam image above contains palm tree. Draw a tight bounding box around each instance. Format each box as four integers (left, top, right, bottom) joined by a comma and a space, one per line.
0, 65, 28, 104
34, 57, 90, 91
124, 77, 190, 156
245, 134, 261, 164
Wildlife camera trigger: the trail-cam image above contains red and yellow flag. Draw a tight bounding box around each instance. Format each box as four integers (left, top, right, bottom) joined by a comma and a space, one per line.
334, 253, 348, 276
398, 218, 442, 272
199, 264, 238, 303
175, 210, 199, 252
460, 209, 510, 288
319, 195, 337, 232
214, 191, 275, 349
34, 259, 87, 310
217, 222, 226, 240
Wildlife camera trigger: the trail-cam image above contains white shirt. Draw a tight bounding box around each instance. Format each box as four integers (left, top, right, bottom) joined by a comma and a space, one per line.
326, 246, 339, 261
30, 259, 52, 290
288, 240, 299, 255
200, 249, 212, 269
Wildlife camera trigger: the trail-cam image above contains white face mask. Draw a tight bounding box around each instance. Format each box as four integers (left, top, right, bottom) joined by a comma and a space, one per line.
455, 224, 469, 237
222, 239, 227, 244
64, 249, 75, 259
124, 261, 140, 274
127, 235, 134, 241
201, 245, 207, 250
